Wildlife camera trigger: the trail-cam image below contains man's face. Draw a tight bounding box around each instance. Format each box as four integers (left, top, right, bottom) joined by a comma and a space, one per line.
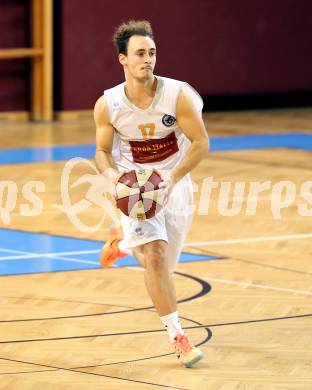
120, 35, 156, 80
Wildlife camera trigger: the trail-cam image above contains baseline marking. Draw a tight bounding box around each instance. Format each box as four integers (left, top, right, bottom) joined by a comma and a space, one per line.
185, 232, 312, 246
129, 268, 312, 295
203, 276, 312, 296
0, 357, 187, 390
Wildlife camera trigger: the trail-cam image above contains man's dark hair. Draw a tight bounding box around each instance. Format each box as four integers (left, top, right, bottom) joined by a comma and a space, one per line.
113, 20, 154, 55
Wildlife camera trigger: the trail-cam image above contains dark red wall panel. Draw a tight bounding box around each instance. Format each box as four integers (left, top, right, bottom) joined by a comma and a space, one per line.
0, 1, 29, 112
1, 1, 311, 112
56, 0, 312, 110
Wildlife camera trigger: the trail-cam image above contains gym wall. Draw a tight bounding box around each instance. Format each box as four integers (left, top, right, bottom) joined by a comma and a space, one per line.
0, 1, 29, 112
1, 0, 312, 112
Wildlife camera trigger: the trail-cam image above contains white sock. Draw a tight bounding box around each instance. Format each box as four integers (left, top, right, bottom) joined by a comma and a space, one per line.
118, 240, 133, 256
160, 311, 184, 341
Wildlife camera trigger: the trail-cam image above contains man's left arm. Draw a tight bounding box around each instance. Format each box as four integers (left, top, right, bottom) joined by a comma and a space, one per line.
171, 86, 209, 184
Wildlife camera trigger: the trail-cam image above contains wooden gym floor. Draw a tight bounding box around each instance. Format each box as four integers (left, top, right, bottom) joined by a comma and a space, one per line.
0, 108, 311, 389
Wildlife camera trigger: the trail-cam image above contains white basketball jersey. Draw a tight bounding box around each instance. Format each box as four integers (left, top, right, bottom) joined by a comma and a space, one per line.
103, 76, 203, 172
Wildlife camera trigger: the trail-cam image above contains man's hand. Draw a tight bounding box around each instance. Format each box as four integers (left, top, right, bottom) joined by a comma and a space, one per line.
102, 168, 124, 207
158, 171, 177, 206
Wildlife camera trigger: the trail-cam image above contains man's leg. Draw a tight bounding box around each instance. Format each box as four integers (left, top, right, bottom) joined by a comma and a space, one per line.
100, 233, 203, 367
140, 240, 177, 316
134, 240, 185, 340
138, 239, 203, 367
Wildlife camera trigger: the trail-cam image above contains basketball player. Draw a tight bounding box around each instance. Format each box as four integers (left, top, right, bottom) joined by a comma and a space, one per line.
94, 20, 209, 367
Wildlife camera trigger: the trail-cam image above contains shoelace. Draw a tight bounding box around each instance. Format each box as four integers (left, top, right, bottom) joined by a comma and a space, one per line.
174, 334, 193, 355
104, 238, 125, 258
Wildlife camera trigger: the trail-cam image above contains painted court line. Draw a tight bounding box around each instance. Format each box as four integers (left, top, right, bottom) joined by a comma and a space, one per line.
0, 247, 32, 255
0, 249, 100, 261
0, 254, 40, 261
0, 247, 100, 256
0, 246, 99, 265
185, 232, 312, 247
0, 254, 98, 266
127, 268, 312, 296
43, 255, 99, 266
203, 276, 312, 296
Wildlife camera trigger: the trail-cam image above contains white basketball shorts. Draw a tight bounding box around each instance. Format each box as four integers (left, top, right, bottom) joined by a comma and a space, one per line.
120, 174, 194, 273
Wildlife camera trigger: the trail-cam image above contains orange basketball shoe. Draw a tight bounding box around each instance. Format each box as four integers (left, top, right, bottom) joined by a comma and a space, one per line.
100, 225, 126, 268
172, 333, 204, 368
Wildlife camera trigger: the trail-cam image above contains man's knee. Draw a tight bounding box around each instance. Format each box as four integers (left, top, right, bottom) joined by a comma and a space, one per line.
147, 253, 167, 271
144, 242, 168, 272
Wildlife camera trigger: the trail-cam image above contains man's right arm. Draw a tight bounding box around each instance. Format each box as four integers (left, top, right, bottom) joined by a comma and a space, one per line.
94, 96, 119, 183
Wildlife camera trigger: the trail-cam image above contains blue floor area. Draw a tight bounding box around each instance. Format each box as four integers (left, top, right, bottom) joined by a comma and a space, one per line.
0, 144, 95, 165
209, 132, 312, 152
0, 132, 311, 165
0, 132, 309, 276
0, 229, 219, 276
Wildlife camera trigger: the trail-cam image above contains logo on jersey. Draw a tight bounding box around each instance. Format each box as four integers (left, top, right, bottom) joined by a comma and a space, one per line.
112, 101, 120, 111
134, 227, 144, 236
162, 114, 176, 127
